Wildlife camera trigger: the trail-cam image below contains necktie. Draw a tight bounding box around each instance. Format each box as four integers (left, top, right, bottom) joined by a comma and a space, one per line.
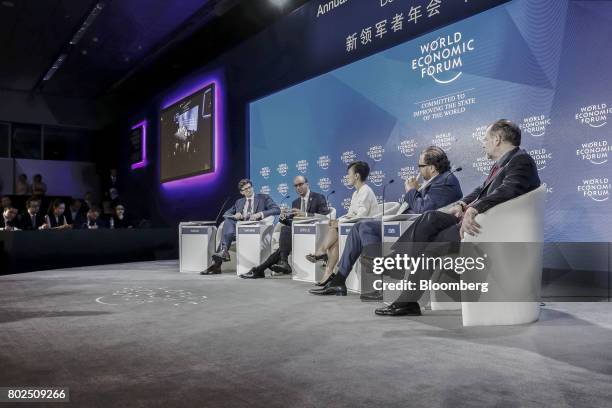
32, 215, 36, 228
246, 199, 252, 217
301, 198, 306, 213
484, 163, 500, 185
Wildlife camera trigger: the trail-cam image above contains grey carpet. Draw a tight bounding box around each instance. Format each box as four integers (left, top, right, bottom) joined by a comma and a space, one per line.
0, 261, 611, 408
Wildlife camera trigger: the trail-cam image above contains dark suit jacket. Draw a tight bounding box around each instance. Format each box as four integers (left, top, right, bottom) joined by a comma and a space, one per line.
402, 170, 463, 214
282, 191, 330, 226
224, 194, 281, 219
18, 212, 46, 230
65, 209, 86, 226
462, 147, 541, 213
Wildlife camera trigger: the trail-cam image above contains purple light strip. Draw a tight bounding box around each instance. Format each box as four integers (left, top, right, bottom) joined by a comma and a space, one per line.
160, 71, 224, 191
130, 120, 147, 170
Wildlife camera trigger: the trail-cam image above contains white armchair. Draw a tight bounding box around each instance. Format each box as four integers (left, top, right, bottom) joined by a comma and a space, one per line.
460, 185, 546, 326
374, 202, 400, 218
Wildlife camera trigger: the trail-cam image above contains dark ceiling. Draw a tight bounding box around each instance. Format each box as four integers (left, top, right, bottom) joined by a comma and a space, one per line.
0, 0, 308, 100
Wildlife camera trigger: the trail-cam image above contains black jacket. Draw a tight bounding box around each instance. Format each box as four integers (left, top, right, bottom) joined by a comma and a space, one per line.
18, 212, 46, 230
282, 191, 330, 226
48, 213, 68, 228
463, 147, 541, 214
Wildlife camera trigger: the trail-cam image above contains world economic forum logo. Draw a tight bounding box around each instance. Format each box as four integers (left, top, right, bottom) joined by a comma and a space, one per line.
577, 140, 610, 165
472, 125, 488, 142
277, 183, 289, 196
318, 177, 332, 192
576, 103, 612, 128
375, 195, 384, 204
259, 185, 271, 195
317, 155, 331, 170
397, 166, 418, 180
577, 178, 610, 202
528, 148, 552, 171
277, 163, 288, 176
431, 132, 456, 151
342, 197, 352, 211
411, 31, 475, 84
259, 166, 271, 179
342, 175, 354, 190
472, 156, 496, 175
521, 115, 551, 138
369, 170, 385, 187
367, 145, 385, 162
296, 159, 309, 174
397, 139, 418, 157
340, 150, 357, 165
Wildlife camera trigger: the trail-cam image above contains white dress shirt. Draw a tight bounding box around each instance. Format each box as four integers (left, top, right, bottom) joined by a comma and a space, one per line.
345, 183, 378, 218
299, 191, 310, 214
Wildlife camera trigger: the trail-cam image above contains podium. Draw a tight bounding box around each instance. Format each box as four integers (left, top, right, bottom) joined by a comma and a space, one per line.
236, 221, 274, 276
291, 220, 330, 283
179, 222, 217, 273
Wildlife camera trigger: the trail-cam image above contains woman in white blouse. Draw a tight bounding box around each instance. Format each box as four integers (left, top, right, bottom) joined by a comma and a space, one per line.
306, 161, 379, 284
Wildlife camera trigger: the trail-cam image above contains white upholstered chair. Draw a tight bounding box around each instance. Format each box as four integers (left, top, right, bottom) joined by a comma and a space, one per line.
459, 185, 547, 326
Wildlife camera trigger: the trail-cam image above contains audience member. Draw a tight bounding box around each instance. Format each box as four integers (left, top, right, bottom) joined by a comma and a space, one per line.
18, 197, 46, 230
15, 174, 31, 196
1, 196, 12, 210
66, 199, 85, 226
80, 206, 106, 229
0, 206, 20, 231
83, 192, 95, 213
112, 204, 134, 229
32, 174, 48, 196
46, 199, 71, 229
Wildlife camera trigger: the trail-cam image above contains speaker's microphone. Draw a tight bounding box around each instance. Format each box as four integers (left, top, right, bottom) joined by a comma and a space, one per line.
444, 166, 463, 183
214, 196, 233, 224
382, 179, 395, 220
325, 190, 336, 207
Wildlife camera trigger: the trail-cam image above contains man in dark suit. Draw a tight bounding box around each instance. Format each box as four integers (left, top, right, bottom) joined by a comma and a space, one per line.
202, 178, 281, 275
79, 206, 107, 229
310, 146, 463, 297
240, 175, 330, 279
18, 197, 46, 230
65, 199, 86, 227
0, 206, 19, 230
375, 119, 541, 316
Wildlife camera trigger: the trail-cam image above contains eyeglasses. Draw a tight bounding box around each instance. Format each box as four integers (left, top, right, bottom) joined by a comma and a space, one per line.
417, 163, 429, 168
294, 182, 306, 187
240, 185, 253, 192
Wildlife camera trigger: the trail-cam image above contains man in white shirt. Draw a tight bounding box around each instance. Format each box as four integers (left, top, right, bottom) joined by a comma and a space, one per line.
306, 161, 378, 292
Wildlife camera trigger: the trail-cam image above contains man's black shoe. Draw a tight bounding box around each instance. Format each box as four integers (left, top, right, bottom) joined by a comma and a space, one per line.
270, 260, 292, 276
200, 262, 222, 275
360, 290, 383, 302
212, 249, 230, 263
239, 268, 265, 279
374, 302, 421, 316
309, 274, 347, 296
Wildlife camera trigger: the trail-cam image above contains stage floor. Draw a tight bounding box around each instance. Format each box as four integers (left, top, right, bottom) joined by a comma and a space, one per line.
1, 261, 611, 407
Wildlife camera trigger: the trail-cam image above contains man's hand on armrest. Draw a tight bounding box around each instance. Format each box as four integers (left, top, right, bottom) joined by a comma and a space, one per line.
459, 207, 480, 239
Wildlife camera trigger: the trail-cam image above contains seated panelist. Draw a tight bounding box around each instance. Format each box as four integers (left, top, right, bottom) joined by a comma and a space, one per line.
305, 161, 379, 288
239, 175, 330, 279
309, 146, 463, 297
202, 178, 280, 275
375, 119, 542, 317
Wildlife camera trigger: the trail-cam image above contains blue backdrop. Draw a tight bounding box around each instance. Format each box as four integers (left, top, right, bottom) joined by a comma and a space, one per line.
250, 0, 611, 242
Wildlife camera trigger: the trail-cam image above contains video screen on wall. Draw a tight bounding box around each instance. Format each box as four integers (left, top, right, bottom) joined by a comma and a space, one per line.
160, 83, 214, 182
